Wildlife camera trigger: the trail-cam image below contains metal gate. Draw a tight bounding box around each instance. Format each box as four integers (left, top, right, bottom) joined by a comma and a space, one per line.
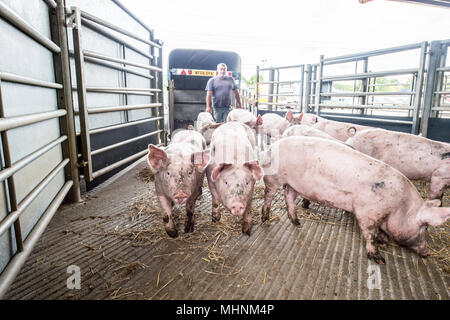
66, 0, 164, 185
252, 40, 450, 142
0, 0, 165, 298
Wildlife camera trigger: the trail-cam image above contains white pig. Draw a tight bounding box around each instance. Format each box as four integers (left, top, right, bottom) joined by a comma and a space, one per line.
195, 112, 222, 145
313, 118, 372, 142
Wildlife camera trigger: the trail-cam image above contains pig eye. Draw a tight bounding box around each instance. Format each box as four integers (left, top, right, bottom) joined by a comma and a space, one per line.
224, 181, 228, 185
246, 181, 249, 186
188, 171, 193, 175
166, 171, 170, 176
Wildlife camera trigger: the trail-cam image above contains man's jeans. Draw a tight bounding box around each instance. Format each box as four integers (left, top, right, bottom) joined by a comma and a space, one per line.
213, 107, 230, 123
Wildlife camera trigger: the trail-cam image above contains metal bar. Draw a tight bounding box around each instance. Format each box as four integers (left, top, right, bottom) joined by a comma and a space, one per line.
0, 72, 62, 89
323, 56, 366, 66
412, 42, 427, 134
359, 58, 369, 115
43, 0, 57, 8
259, 102, 301, 106
51, 0, 81, 203
255, 66, 260, 112
0, 1, 60, 53
0, 79, 23, 253
323, 42, 422, 63
0, 136, 67, 183
258, 80, 303, 85
0, 110, 66, 132
76, 103, 162, 115
79, 10, 161, 48
299, 65, 304, 111
321, 91, 415, 96
92, 149, 148, 179
322, 68, 419, 82
420, 41, 441, 137
304, 64, 312, 113
259, 64, 304, 71
80, 18, 153, 60
268, 69, 275, 111
168, 80, 175, 135
323, 114, 413, 125
84, 89, 155, 96
0, 158, 69, 238
316, 55, 324, 116
91, 130, 163, 156
82, 55, 154, 80
436, 66, 450, 72
317, 104, 414, 110
83, 49, 162, 72
72, 8, 93, 182
259, 93, 299, 97
431, 106, 450, 111
89, 116, 163, 135
85, 86, 161, 92
0, 180, 72, 299
111, 0, 153, 34
433, 43, 449, 117
433, 91, 450, 94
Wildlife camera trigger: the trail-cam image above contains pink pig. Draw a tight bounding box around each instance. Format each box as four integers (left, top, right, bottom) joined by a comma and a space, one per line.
261, 136, 450, 264
260, 110, 294, 139
227, 108, 263, 134
292, 112, 324, 126
147, 128, 210, 237
206, 122, 263, 235
313, 118, 372, 142
346, 128, 450, 200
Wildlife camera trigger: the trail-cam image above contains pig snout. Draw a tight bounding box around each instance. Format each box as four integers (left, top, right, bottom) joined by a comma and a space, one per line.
230, 202, 246, 216
173, 192, 188, 204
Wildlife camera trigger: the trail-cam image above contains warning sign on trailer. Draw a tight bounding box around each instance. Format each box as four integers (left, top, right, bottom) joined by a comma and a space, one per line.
172, 69, 233, 77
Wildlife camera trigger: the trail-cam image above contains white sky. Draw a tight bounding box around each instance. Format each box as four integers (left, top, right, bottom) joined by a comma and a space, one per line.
122, 0, 450, 78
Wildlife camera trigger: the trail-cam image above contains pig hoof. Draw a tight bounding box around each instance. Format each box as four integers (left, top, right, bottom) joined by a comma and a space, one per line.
418, 247, 431, 257
301, 199, 310, 209
261, 214, 269, 223
184, 223, 194, 233
368, 252, 385, 265
166, 228, 179, 238
242, 223, 252, 236
212, 215, 221, 223
291, 218, 300, 226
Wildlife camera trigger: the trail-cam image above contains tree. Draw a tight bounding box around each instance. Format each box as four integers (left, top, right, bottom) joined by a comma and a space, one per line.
242, 74, 264, 87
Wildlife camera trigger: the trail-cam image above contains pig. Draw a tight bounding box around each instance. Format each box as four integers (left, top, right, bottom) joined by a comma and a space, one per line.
261, 136, 450, 264
260, 110, 294, 140
227, 108, 263, 134
292, 112, 324, 126
282, 124, 341, 143
195, 112, 222, 145
206, 121, 263, 235
147, 128, 210, 237
346, 128, 450, 201
313, 118, 372, 142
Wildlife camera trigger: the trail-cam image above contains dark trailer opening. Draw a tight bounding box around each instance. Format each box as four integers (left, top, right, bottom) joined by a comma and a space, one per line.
168, 49, 241, 132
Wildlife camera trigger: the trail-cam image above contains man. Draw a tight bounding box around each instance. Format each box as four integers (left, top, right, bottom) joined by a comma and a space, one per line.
205, 63, 242, 122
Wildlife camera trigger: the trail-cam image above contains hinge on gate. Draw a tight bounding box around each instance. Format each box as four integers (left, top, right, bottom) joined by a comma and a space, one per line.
78, 160, 88, 168
66, 12, 77, 29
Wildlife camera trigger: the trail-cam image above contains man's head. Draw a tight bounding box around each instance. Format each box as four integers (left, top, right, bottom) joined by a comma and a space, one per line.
217, 63, 227, 78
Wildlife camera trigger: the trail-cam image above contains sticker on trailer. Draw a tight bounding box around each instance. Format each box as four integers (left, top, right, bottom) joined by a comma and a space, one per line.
171, 68, 233, 77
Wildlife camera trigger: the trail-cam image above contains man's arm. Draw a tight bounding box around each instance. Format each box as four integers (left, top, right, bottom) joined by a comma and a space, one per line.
206, 90, 213, 113
234, 89, 242, 109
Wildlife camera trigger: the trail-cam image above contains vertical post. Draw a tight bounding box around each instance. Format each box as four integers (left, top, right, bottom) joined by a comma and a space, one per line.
311, 65, 317, 113
432, 43, 447, 118
72, 7, 93, 182
268, 69, 275, 111
149, 30, 159, 145
168, 79, 174, 135
299, 65, 304, 112
407, 74, 416, 118
316, 56, 324, 116
255, 66, 260, 112
156, 40, 164, 145
51, 0, 81, 202
419, 41, 439, 137
0, 80, 23, 252
121, 44, 129, 122
275, 69, 280, 110
411, 42, 427, 134
304, 64, 312, 113
359, 58, 369, 115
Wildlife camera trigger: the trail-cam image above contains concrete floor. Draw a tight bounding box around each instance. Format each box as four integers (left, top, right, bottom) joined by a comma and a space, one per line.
4, 158, 449, 300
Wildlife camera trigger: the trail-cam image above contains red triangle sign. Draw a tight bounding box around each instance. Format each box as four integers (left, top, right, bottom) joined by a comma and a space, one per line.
180, 69, 186, 75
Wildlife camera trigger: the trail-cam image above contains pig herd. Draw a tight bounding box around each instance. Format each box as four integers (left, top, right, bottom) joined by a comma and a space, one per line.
147, 109, 450, 265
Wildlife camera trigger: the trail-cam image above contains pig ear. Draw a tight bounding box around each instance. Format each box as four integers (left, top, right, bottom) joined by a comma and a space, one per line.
211, 163, 232, 181
244, 161, 263, 180
256, 115, 263, 126
299, 112, 304, 122
285, 110, 293, 123
147, 144, 167, 170
191, 150, 211, 171
347, 126, 357, 137
187, 125, 195, 130
425, 199, 441, 208
208, 123, 222, 130
420, 205, 450, 227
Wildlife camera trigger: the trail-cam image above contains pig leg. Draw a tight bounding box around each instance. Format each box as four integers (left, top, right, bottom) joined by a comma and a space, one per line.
301, 198, 310, 209
284, 185, 300, 226
208, 182, 221, 222
242, 198, 253, 236
157, 194, 178, 238
185, 186, 202, 234
261, 184, 278, 223
428, 166, 449, 201
355, 214, 385, 265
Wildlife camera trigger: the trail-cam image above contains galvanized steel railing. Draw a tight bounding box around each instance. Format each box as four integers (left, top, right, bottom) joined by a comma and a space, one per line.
67, 6, 164, 182
0, 0, 78, 298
